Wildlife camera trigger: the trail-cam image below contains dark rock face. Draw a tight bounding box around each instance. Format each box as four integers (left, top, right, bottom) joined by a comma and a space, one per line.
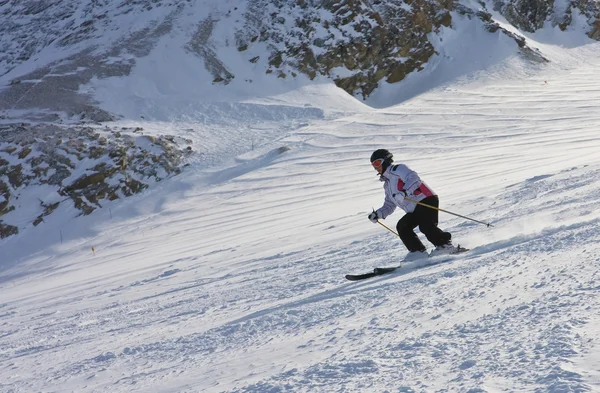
2, 0, 599, 106
233, 0, 597, 99
495, 0, 600, 34
186, 18, 235, 85
0, 123, 193, 238
235, 0, 452, 99
496, 0, 554, 32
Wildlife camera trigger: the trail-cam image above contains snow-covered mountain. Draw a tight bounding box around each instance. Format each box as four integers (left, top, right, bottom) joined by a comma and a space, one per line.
1, 0, 599, 239
1, 0, 599, 116
4, 47, 600, 390
2, 1, 600, 392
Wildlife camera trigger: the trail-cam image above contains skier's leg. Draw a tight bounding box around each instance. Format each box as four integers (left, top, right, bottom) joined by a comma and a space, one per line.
416, 196, 452, 247
397, 213, 426, 252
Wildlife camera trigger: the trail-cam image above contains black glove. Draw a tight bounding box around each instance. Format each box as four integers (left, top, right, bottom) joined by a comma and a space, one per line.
368, 211, 379, 223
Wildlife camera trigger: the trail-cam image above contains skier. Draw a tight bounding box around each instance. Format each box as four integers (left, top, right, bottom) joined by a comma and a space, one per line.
367, 149, 457, 259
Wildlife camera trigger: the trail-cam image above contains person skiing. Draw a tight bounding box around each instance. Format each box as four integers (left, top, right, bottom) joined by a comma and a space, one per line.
367, 149, 457, 258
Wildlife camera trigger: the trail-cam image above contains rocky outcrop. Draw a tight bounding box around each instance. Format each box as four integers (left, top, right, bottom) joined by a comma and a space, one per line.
235, 0, 453, 99
0, 123, 193, 238
494, 0, 554, 32
2, 0, 600, 108
590, 19, 600, 39
493, 0, 600, 35
186, 18, 235, 85
234, 0, 594, 99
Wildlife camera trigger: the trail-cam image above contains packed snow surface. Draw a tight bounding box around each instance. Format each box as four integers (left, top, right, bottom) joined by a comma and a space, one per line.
2, 33, 600, 393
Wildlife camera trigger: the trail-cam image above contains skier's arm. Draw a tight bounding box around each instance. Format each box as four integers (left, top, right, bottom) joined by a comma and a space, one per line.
376, 193, 396, 219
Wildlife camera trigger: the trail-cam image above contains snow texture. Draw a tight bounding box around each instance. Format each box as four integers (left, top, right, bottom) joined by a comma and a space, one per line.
2, 4, 600, 393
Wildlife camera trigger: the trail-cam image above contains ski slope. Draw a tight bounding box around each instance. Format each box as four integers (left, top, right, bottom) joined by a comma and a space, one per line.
3, 39, 600, 393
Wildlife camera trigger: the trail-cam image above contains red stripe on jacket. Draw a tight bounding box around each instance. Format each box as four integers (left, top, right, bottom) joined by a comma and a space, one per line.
413, 184, 434, 197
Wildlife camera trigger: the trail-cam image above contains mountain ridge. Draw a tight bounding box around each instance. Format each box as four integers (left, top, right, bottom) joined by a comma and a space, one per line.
1, 0, 598, 119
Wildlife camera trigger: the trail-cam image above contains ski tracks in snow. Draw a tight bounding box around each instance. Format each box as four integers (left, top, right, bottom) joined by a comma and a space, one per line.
4, 49, 600, 392
221, 234, 600, 392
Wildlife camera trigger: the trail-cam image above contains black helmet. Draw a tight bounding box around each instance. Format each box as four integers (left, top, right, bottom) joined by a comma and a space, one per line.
370, 149, 393, 172
370, 149, 393, 163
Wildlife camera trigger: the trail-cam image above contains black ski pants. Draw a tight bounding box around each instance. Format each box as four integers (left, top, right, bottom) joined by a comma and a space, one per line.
396, 196, 452, 252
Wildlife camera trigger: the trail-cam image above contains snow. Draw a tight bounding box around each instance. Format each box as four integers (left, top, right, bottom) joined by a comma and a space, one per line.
366, 13, 532, 108
3, 13, 600, 393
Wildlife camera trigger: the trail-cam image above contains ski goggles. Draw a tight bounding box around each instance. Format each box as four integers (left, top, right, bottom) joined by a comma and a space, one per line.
371, 158, 385, 169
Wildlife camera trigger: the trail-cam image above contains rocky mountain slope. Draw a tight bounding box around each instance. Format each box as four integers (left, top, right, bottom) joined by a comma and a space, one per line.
0, 0, 598, 238
0, 123, 192, 238
1, 0, 598, 107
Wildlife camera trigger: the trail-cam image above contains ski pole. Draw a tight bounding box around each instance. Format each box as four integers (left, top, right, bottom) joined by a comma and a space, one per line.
372, 208, 400, 236
405, 197, 494, 228
377, 220, 399, 237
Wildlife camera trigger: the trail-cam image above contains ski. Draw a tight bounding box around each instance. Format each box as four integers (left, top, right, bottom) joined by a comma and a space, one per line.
345, 246, 470, 281
345, 266, 399, 281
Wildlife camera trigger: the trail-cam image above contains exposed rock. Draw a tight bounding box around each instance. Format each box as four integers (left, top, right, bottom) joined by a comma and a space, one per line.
589, 19, 600, 39
2, 0, 600, 107
495, 0, 553, 33
33, 201, 60, 226
0, 123, 193, 237
494, 0, 600, 37
471, 9, 548, 62
0, 180, 11, 216
186, 18, 235, 85
18, 147, 32, 159
0, 223, 18, 239
234, 0, 562, 99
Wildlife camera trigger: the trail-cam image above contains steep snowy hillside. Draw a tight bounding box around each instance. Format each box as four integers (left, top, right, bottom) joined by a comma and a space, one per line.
2, 35, 600, 393
2, 0, 599, 121
2, 0, 599, 239
2, 0, 600, 391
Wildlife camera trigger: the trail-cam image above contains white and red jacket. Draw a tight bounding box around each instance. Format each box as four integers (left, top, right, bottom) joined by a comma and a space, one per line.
375, 164, 436, 217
